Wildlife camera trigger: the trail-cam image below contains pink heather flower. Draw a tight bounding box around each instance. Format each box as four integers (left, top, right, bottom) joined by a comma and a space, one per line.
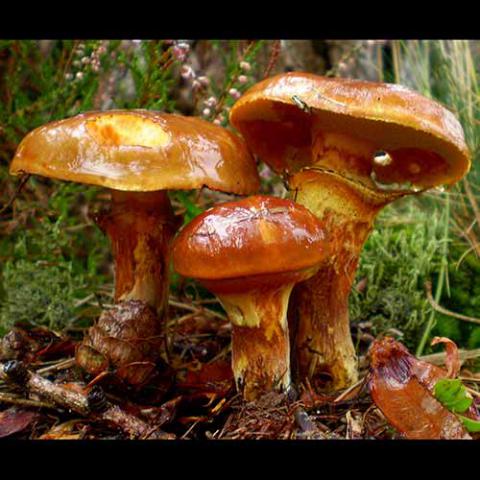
98, 45, 107, 55
228, 88, 241, 99
180, 65, 195, 80
202, 108, 211, 117
192, 79, 202, 90
259, 164, 274, 181
176, 42, 190, 52
240, 61, 251, 72
213, 119, 222, 125
81, 57, 90, 65
64, 73, 73, 81
198, 76, 210, 87
204, 96, 217, 108
75, 72, 84, 80
238, 75, 248, 84
172, 45, 187, 62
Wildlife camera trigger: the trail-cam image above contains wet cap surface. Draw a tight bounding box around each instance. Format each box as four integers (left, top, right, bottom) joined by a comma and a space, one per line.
230, 72, 470, 187
173, 195, 330, 280
10, 110, 260, 195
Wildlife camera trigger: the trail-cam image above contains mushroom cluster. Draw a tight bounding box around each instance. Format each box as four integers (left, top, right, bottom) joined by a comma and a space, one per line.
9, 72, 471, 402
230, 72, 471, 390
9, 110, 260, 386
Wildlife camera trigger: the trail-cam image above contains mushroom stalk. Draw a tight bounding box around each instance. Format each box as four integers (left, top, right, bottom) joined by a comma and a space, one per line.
97, 190, 178, 321
289, 150, 393, 390
213, 283, 294, 401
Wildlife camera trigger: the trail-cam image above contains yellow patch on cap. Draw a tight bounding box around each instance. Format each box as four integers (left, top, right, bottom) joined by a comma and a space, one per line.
86, 114, 170, 148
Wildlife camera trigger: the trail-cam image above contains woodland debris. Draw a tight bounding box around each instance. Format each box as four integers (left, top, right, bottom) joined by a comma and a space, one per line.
0, 360, 174, 439
0, 407, 38, 438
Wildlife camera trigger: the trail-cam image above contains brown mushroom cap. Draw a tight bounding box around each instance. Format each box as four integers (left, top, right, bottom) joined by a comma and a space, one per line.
10, 110, 260, 194
230, 72, 470, 188
173, 195, 329, 282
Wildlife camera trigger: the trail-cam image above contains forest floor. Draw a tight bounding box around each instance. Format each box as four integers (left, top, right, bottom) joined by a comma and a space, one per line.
1, 296, 480, 440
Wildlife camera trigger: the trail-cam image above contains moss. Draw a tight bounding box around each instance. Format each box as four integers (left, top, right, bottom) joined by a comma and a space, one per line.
350, 198, 444, 351
0, 259, 85, 334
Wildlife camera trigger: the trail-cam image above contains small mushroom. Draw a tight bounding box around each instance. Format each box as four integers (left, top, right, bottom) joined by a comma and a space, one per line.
230, 72, 471, 391
10, 110, 260, 384
172, 195, 330, 400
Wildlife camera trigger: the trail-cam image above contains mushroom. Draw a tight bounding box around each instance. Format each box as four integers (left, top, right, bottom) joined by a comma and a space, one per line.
230, 72, 471, 391
10, 110, 260, 384
172, 195, 330, 400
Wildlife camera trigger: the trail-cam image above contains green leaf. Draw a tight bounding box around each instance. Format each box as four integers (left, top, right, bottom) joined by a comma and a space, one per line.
433, 378, 473, 413
458, 415, 480, 433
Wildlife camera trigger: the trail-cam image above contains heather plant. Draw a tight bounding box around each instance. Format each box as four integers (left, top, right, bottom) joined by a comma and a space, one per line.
0, 40, 270, 333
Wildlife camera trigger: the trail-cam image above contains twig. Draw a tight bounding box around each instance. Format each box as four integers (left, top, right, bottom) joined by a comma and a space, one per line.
168, 299, 227, 321
0, 173, 30, 215
420, 348, 480, 365
0, 361, 174, 439
35, 358, 76, 375
425, 280, 480, 325
333, 377, 367, 404
263, 40, 281, 78
0, 392, 55, 409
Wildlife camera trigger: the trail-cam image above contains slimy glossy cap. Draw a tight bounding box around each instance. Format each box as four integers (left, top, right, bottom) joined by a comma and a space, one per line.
230, 72, 470, 188
10, 110, 260, 194
173, 195, 329, 281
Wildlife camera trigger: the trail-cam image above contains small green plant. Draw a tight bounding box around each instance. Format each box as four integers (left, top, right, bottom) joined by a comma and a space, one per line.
434, 378, 480, 432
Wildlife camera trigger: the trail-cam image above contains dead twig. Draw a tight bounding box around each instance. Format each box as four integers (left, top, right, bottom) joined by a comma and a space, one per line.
425, 280, 480, 325
0, 392, 55, 409
0, 361, 174, 439
0, 173, 30, 215
35, 358, 76, 375
420, 348, 480, 365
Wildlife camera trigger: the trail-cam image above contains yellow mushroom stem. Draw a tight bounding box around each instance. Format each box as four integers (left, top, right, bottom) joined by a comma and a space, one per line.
96, 190, 179, 322
201, 269, 323, 402
289, 130, 407, 391
215, 283, 294, 401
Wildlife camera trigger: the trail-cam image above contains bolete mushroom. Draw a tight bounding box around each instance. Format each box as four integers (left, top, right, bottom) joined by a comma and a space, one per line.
172, 195, 330, 400
10, 110, 260, 384
230, 72, 471, 391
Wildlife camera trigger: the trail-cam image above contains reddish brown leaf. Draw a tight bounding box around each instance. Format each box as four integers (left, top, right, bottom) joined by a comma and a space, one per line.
431, 336, 461, 378
368, 337, 470, 439
0, 408, 38, 438
184, 360, 233, 385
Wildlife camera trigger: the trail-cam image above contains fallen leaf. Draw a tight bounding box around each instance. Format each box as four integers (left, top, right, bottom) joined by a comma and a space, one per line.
0, 408, 38, 438
431, 336, 460, 378
368, 337, 470, 439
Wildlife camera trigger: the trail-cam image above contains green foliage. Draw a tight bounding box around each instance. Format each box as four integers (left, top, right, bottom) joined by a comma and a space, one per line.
433, 378, 480, 433
350, 197, 445, 350
0, 184, 108, 333
0, 259, 85, 334
434, 378, 473, 413
0, 40, 268, 334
